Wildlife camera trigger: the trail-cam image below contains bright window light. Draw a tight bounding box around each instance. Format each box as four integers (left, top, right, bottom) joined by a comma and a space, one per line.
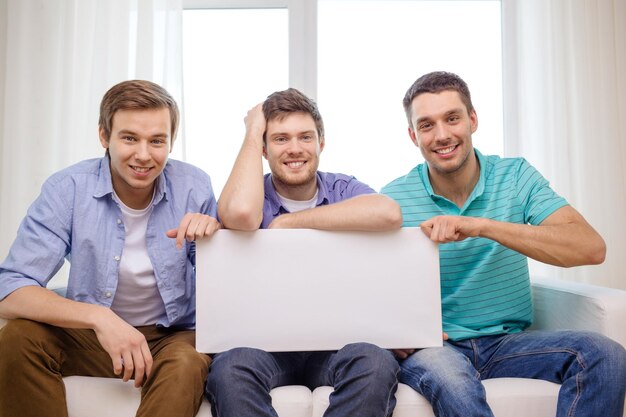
318, 0, 503, 191
182, 8, 289, 195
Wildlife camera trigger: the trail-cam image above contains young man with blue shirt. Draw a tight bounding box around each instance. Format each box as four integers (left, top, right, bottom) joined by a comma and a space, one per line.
382, 71, 626, 417
206, 88, 402, 417
0, 80, 220, 417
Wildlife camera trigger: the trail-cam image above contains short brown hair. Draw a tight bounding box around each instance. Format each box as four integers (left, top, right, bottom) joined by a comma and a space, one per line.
98, 80, 179, 143
403, 71, 474, 127
262, 88, 324, 140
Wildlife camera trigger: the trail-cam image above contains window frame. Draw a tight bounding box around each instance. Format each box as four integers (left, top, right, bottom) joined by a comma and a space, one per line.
182, 0, 318, 99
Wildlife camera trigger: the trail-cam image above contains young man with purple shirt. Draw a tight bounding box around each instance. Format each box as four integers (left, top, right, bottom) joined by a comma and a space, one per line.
205, 88, 402, 417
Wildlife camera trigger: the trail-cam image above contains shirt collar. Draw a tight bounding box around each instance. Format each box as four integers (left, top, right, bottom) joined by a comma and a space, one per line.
420, 148, 487, 203
265, 172, 329, 216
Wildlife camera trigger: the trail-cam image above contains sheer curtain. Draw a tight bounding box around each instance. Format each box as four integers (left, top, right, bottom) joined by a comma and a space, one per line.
0, 0, 183, 282
502, 0, 626, 289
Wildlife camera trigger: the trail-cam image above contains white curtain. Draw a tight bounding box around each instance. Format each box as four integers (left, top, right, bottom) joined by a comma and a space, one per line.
502, 0, 626, 289
0, 0, 183, 283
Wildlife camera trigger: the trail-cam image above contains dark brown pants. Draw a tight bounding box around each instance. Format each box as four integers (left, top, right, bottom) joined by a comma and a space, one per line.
0, 319, 210, 417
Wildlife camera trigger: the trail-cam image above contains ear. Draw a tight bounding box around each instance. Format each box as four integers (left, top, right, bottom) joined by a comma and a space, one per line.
262, 143, 268, 160
469, 110, 478, 134
408, 127, 419, 147
319, 136, 325, 153
99, 127, 109, 149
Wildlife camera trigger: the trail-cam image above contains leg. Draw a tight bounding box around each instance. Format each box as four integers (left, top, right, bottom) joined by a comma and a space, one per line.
205, 348, 305, 417
0, 319, 117, 417
136, 328, 210, 417
306, 343, 399, 417
399, 342, 493, 417
475, 330, 626, 417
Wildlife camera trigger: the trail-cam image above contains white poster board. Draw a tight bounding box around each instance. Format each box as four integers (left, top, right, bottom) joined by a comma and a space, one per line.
196, 228, 441, 353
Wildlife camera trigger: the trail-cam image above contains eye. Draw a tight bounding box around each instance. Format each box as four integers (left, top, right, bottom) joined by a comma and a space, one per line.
418, 122, 432, 131
273, 136, 288, 143
151, 138, 167, 145
448, 115, 460, 123
301, 135, 314, 142
122, 136, 136, 142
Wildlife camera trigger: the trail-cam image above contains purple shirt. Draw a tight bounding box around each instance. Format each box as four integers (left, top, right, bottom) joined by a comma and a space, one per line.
261, 172, 375, 228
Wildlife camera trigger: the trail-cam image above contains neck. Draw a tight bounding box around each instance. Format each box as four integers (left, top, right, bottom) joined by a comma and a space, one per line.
271, 176, 318, 201
429, 153, 480, 208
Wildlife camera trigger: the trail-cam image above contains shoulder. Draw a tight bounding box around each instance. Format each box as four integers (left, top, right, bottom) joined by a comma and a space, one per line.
381, 165, 422, 195
163, 159, 212, 187
317, 171, 375, 195
43, 158, 103, 190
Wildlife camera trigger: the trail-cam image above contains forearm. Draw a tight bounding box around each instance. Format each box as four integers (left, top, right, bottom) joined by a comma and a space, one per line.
0, 285, 109, 329
270, 194, 403, 231
218, 137, 265, 230
478, 215, 606, 267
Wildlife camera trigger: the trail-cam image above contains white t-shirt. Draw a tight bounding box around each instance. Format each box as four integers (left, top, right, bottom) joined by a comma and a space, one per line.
110, 192, 166, 326
276, 190, 319, 213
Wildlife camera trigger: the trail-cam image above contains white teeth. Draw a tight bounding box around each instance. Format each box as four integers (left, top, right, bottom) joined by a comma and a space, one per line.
287, 161, 304, 168
436, 146, 456, 155
132, 166, 149, 173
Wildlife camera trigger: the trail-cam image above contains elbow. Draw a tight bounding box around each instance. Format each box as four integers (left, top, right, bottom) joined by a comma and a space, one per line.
379, 197, 403, 230
218, 204, 262, 231
587, 237, 607, 265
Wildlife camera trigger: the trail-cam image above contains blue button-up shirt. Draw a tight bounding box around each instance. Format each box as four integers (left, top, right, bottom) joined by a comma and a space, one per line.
261, 172, 375, 228
0, 156, 217, 328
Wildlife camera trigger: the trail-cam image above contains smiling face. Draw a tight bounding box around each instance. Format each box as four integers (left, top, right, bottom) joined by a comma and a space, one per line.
99, 107, 171, 209
263, 112, 325, 200
408, 90, 478, 178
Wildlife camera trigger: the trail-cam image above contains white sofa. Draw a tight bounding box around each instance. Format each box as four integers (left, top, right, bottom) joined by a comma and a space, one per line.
1, 277, 625, 417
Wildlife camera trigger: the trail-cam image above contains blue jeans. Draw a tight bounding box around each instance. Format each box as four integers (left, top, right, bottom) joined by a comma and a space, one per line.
205, 343, 399, 417
399, 330, 626, 417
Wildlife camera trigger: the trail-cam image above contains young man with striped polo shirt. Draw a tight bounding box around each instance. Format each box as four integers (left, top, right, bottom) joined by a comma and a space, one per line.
382, 71, 626, 417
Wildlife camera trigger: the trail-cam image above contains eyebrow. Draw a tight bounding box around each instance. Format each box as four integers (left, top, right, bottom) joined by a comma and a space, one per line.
415, 108, 464, 125
269, 130, 316, 137
117, 129, 168, 138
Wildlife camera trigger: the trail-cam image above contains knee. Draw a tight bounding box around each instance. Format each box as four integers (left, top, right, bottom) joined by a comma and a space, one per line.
0, 319, 51, 360
336, 343, 399, 384
207, 348, 268, 393
400, 346, 477, 391
581, 332, 626, 382
157, 342, 210, 380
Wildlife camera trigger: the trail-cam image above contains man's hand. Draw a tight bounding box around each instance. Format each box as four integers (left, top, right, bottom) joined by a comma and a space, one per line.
420, 215, 483, 243
166, 213, 221, 249
93, 310, 153, 387
392, 333, 449, 360
244, 103, 267, 147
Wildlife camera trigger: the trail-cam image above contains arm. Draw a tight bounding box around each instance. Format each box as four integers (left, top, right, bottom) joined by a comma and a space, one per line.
0, 286, 152, 387
420, 205, 606, 267
217, 104, 266, 231
268, 194, 403, 231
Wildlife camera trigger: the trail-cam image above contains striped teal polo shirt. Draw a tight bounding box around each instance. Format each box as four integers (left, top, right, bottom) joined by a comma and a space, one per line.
381, 149, 568, 341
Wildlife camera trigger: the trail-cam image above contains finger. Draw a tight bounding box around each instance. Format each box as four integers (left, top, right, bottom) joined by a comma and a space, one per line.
121, 352, 134, 382
132, 348, 146, 388
165, 228, 178, 238
111, 354, 124, 376
176, 214, 194, 249
142, 343, 154, 381
443, 332, 449, 341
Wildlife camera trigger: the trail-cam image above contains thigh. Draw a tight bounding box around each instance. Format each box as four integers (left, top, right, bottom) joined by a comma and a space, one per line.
0, 318, 117, 378
475, 330, 615, 382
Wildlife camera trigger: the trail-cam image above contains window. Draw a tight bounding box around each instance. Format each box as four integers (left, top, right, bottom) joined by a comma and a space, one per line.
182, 0, 502, 194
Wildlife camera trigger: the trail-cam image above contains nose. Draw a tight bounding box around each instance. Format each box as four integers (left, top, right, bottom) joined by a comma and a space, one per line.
134, 141, 151, 161
285, 137, 303, 154
434, 122, 450, 141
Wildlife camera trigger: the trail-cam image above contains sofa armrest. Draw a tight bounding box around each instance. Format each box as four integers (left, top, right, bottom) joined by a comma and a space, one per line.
530, 277, 626, 348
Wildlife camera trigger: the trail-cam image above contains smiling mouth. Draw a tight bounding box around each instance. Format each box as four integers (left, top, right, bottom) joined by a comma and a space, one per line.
285, 161, 305, 168
131, 165, 151, 173
435, 145, 457, 155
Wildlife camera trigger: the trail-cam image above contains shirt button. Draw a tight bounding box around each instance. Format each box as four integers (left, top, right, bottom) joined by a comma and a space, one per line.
116, 219, 122, 225
114, 255, 121, 261
105, 292, 112, 298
